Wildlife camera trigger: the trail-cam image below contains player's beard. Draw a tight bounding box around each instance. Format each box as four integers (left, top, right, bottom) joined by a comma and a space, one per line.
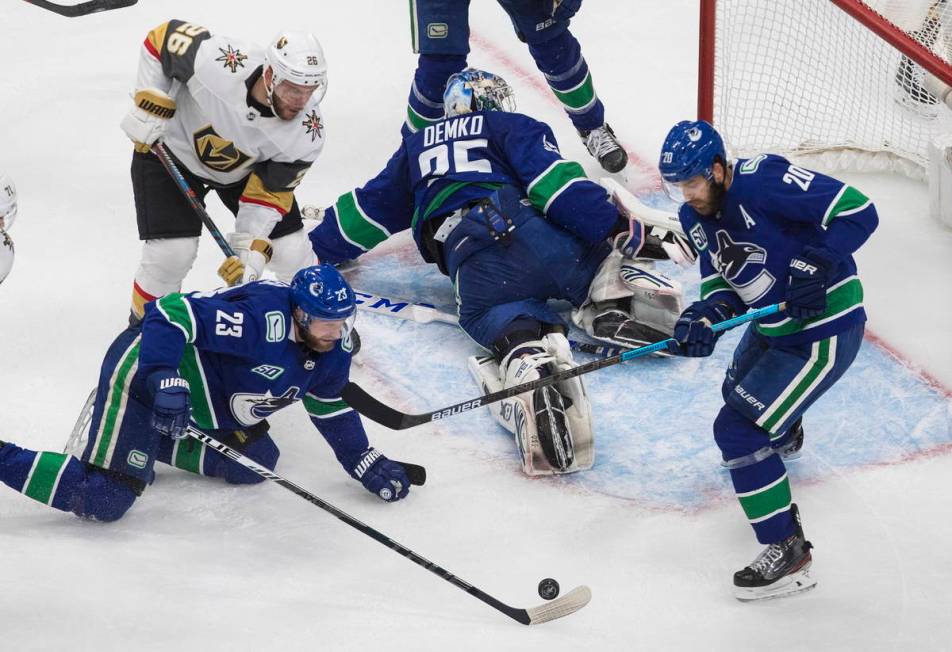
272, 93, 304, 120
691, 180, 727, 217
295, 322, 338, 353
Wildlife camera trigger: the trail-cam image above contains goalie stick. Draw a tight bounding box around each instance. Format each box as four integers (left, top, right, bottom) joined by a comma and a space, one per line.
186, 425, 591, 625
341, 303, 784, 430
23, 0, 137, 17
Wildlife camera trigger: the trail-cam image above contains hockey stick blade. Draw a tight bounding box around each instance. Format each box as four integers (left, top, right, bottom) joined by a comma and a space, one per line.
342, 303, 783, 430
394, 460, 426, 486
185, 426, 588, 625
23, 0, 137, 17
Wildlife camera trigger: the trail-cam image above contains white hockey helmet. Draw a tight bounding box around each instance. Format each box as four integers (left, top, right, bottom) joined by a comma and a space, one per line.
0, 172, 17, 231
265, 31, 328, 104
0, 229, 14, 285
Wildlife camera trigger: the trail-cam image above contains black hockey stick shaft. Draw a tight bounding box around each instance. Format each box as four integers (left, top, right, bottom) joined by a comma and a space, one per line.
23, 0, 137, 17
152, 142, 237, 258
186, 427, 587, 625
342, 303, 784, 430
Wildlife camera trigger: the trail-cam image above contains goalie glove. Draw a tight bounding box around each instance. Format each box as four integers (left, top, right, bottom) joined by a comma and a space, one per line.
120, 88, 176, 147
218, 233, 273, 286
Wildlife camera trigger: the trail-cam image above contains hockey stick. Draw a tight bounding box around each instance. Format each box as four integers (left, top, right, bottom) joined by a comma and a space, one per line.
342, 303, 784, 430
152, 142, 237, 258
23, 0, 137, 18
352, 288, 628, 357
186, 425, 591, 625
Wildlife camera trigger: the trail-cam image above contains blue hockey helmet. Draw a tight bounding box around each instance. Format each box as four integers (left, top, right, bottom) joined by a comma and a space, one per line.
658, 120, 726, 201
444, 68, 516, 117
289, 264, 356, 329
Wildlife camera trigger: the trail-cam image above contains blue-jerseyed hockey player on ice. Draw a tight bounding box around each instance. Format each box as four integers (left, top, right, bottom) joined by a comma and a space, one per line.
406, 0, 628, 173
309, 69, 692, 476
0, 265, 413, 521
659, 120, 878, 601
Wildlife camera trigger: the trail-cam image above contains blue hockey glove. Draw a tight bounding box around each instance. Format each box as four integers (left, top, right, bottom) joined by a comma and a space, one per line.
673, 300, 735, 357
351, 448, 410, 502
148, 369, 191, 440
785, 246, 837, 320
552, 0, 582, 21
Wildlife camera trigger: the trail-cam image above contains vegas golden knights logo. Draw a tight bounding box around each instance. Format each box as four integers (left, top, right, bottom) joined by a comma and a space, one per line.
192, 125, 251, 173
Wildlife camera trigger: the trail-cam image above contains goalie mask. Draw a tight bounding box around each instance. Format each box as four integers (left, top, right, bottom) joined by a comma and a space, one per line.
289, 264, 356, 351
0, 172, 17, 231
444, 69, 516, 118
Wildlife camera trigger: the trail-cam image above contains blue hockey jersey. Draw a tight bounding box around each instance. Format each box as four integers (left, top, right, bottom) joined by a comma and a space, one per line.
137, 281, 369, 471
308, 110, 620, 267
680, 154, 879, 345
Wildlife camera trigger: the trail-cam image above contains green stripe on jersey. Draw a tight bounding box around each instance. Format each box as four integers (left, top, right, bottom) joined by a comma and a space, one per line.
406, 104, 441, 133
760, 338, 832, 433
823, 185, 871, 226
173, 438, 204, 475
756, 277, 863, 337
24, 452, 71, 505
156, 294, 196, 343
179, 346, 217, 430
550, 72, 597, 112
738, 475, 792, 522
335, 191, 391, 252
304, 395, 352, 419
94, 341, 141, 467
526, 160, 587, 213
700, 274, 733, 301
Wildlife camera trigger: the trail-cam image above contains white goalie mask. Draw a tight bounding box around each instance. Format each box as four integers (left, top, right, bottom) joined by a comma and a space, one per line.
265, 31, 328, 108
0, 172, 17, 231
0, 229, 14, 285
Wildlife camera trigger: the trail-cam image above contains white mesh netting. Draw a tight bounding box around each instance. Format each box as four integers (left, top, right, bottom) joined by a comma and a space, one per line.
713, 0, 952, 178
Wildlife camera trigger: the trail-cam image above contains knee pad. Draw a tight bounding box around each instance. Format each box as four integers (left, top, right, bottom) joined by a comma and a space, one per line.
268, 230, 316, 283
713, 403, 772, 463
219, 435, 280, 485
70, 468, 139, 522
135, 237, 200, 298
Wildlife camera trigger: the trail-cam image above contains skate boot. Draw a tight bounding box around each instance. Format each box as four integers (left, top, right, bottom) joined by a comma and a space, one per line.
773, 417, 804, 461
733, 503, 817, 601
580, 123, 628, 173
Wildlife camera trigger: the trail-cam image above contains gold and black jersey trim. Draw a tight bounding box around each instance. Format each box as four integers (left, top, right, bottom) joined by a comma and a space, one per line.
144, 19, 212, 84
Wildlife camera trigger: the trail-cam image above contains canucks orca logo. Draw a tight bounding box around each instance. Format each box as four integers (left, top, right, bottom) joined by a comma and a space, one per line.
230, 387, 300, 426
713, 230, 775, 304
715, 231, 766, 281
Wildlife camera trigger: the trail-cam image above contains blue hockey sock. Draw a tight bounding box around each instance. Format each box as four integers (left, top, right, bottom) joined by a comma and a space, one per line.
0, 442, 136, 521
527, 30, 604, 131
404, 54, 467, 136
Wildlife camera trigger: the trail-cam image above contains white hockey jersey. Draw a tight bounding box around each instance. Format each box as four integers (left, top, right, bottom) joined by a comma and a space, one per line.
135, 19, 324, 217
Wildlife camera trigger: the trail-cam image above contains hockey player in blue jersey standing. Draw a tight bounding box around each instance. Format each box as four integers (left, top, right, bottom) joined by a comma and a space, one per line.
405, 0, 628, 173
0, 264, 413, 521
309, 68, 688, 476
659, 120, 878, 600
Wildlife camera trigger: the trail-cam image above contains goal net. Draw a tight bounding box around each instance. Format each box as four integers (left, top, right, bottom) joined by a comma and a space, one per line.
699, 0, 952, 179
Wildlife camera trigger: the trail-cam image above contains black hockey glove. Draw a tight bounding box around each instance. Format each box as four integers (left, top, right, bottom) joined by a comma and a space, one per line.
673, 300, 736, 357
785, 246, 837, 320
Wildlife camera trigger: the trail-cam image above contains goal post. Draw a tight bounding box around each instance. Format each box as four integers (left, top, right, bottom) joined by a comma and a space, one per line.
698, 0, 952, 179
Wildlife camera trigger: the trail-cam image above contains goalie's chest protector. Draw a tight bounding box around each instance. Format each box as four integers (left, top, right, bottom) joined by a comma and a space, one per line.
163, 34, 325, 186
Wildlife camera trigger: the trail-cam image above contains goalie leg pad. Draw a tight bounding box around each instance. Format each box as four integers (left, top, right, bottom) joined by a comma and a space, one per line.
468, 333, 593, 475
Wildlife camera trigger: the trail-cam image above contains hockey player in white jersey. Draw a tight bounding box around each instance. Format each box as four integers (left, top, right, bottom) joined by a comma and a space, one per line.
0, 172, 17, 285
121, 20, 327, 322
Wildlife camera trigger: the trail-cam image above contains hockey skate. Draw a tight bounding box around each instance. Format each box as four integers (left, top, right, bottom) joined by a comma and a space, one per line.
468, 333, 593, 475
580, 123, 628, 173
733, 503, 816, 601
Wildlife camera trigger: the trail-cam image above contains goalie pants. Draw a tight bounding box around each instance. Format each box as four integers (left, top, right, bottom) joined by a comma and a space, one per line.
407, 1, 604, 134
443, 192, 610, 349
0, 326, 279, 522
714, 322, 865, 544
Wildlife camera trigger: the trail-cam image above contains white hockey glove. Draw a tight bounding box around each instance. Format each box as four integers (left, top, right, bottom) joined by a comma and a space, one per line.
218, 233, 273, 286
120, 88, 176, 147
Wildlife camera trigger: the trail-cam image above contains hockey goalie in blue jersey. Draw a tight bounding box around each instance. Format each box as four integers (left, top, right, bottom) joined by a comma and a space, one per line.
659, 120, 878, 601
309, 69, 692, 476
0, 265, 414, 521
